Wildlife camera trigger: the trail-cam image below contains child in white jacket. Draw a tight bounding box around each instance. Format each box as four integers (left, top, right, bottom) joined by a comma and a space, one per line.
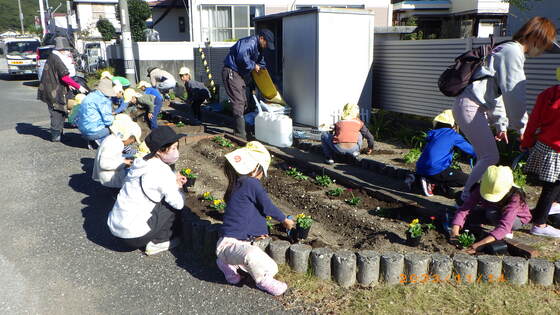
107, 126, 187, 255
92, 114, 141, 188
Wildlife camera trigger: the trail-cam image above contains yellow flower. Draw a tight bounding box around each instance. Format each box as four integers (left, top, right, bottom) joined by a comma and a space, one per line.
203, 192, 211, 198
213, 199, 222, 206
409, 218, 419, 227
266, 216, 272, 221
185, 168, 192, 175
296, 213, 305, 219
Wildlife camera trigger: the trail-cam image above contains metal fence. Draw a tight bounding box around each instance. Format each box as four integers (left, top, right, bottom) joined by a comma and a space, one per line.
373, 37, 560, 117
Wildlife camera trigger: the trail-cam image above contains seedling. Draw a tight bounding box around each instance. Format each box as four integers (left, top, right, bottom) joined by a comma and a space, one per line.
286, 167, 309, 180
344, 189, 361, 206
457, 230, 476, 248
403, 148, 422, 164
513, 161, 527, 188
212, 136, 234, 148
315, 175, 333, 187
175, 122, 185, 127
326, 187, 343, 197
210, 199, 227, 211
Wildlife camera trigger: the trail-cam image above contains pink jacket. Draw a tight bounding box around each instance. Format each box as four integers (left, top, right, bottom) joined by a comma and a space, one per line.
451, 187, 532, 240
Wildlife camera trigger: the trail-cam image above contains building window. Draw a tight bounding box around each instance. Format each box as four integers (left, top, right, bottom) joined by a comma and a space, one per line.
179, 16, 186, 33
92, 4, 106, 20
200, 5, 264, 41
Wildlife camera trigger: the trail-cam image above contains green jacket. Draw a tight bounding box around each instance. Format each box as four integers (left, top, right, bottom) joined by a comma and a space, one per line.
125, 93, 155, 114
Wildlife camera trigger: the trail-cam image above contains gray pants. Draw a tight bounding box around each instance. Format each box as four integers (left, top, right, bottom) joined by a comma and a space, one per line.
47, 102, 66, 132
222, 67, 246, 118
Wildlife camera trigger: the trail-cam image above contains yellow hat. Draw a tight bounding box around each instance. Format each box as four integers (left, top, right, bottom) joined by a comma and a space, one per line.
433, 109, 455, 127
179, 66, 191, 76
124, 88, 142, 103
136, 80, 152, 89
341, 103, 360, 120
101, 71, 113, 80
109, 114, 142, 141
480, 165, 515, 202
225, 141, 271, 176
74, 93, 86, 105
556, 67, 560, 81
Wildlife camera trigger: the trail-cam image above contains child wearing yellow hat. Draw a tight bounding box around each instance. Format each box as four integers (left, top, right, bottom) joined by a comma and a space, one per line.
413, 109, 475, 197
216, 141, 295, 296
321, 103, 375, 164
450, 166, 532, 253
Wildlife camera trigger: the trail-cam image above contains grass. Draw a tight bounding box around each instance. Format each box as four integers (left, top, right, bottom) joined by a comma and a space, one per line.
276, 264, 560, 314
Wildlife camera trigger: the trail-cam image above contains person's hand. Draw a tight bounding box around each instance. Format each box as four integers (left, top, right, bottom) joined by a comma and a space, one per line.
176, 172, 187, 188
148, 113, 154, 120
365, 148, 373, 155
282, 218, 295, 230
449, 236, 459, 247
465, 246, 477, 255
78, 86, 88, 94
495, 131, 509, 144
254, 64, 261, 73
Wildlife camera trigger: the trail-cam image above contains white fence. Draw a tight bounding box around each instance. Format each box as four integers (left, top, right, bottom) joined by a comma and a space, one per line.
374, 37, 560, 117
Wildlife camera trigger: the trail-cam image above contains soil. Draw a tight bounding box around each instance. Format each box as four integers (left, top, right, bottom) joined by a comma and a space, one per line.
176, 138, 459, 255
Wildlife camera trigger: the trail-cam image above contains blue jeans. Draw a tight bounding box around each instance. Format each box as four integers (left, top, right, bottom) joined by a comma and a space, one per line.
83, 127, 110, 142
149, 98, 163, 129
321, 132, 362, 159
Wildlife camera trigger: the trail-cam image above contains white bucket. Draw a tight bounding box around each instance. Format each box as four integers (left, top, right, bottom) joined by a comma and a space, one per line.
253, 96, 293, 147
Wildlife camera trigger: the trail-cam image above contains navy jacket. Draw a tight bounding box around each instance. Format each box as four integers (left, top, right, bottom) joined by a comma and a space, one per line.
416, 128, 475, 176
185, 79, 210, 102
223, 36, 266, 77
221, 176, 286, 240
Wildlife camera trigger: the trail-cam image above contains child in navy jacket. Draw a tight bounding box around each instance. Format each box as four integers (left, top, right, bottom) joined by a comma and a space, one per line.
216, 141, 295, 296
414, 110, 476, 197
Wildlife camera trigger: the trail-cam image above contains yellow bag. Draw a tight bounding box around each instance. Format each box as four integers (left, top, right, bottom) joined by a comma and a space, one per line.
251, 69, 287, 105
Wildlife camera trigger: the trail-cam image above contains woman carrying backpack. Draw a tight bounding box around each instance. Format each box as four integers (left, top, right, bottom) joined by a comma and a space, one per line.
452, 17, 557, 202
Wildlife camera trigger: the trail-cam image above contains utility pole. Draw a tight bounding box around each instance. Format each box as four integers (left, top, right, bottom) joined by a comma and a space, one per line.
119, 0, 136, 83
17, 0, 25, 34
38, 0, 46, 35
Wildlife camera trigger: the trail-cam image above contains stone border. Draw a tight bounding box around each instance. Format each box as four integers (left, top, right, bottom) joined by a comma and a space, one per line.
181, 216, 560, 287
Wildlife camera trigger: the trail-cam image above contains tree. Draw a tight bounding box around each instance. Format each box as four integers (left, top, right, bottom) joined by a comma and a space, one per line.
127, 0, 151, 42
96, 18, 116, 41
502, 0, 543, 10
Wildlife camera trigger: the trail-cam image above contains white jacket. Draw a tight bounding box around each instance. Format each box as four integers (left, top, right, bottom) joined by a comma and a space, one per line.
107, 157, 184, 239
92, 134, 127, 188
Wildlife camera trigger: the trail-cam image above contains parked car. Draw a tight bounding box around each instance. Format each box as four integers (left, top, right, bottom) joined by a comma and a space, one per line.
0, 37, 40, 79
36, 45, 54, 80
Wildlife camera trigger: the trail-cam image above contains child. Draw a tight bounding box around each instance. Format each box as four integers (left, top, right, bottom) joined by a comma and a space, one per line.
321, 103, 374, 165
116, 88, 156, 126
415, 109, 476, 197
217, 141, 295, 296
521, 83, 560, 237
137, 81, 164, 129
107, 126, 187, 255
92, 114, 141, 188
450, 166, 532, 253
178, 66, 210, 125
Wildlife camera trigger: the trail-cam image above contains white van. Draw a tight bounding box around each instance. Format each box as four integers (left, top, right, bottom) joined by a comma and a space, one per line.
0, 37, 40, 78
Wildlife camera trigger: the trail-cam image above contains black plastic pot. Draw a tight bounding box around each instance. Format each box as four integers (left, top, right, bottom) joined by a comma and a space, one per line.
182, 178, 196, 192
296, 225, 310, 240
405, 231, 421, 247
482, 240, 509, 255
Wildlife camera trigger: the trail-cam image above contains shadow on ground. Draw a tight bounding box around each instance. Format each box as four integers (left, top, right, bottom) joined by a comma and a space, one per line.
16, 122, 88, 149
70, 157, 133, 252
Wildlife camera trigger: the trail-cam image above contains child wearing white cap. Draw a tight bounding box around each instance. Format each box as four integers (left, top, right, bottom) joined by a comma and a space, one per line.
92, 114, 141, 188
216, 141, 295, 296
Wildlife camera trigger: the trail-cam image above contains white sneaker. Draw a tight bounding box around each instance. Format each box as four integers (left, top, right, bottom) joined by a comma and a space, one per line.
145, 238, 181, 256
420, 177, 434, 197
505, 233, 514, 239
530, 225, 560, 238
352, 151, 360, 157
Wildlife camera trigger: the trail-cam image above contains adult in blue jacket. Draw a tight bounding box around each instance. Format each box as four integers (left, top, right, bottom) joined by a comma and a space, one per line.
76, 78, 117, 143
415, 110, 476, 197
137, 80, 164, 129
222, 29, 275, 139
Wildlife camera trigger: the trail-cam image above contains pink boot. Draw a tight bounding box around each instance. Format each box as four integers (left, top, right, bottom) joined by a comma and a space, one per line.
256, 277, 288, 296
216, 258, 242, 284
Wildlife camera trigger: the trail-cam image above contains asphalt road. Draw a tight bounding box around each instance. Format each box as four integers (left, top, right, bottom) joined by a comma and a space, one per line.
0, 76, 289, 314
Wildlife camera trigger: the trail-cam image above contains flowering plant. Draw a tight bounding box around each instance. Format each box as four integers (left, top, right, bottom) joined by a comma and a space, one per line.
296, 213, 313, 229
180, 168, 198, 179
407, 218, 435, 238
210, 199, 227, 211
457, 230, 476, 248
344, 189, 361, 206
202, 192, 214, 201
266, 216, 274, 230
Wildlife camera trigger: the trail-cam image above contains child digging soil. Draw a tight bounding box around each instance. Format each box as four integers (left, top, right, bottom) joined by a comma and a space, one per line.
216, 141, 295, 296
